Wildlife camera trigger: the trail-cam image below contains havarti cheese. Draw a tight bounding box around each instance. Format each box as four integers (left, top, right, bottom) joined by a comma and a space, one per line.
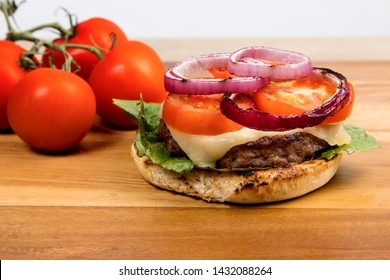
167, 123, 351, 168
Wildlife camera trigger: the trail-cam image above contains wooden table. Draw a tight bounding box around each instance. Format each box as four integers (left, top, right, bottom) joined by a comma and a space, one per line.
1, 38, 389, 260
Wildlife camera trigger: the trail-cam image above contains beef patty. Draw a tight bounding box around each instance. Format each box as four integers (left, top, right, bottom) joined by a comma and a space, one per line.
158, 121, 330, 169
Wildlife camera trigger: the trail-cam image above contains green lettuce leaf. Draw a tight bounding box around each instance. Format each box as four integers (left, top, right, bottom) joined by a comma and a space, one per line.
113, 98, 194, 173
321, 124, 379, 160
114, 98, 379, 172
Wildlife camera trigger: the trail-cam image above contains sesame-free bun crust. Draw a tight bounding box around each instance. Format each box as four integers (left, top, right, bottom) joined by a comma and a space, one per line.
131, 142, 342, 204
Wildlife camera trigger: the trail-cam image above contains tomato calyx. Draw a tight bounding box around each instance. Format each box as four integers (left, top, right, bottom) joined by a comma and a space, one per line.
0, 0, 20, 21
17, 51, 39, 71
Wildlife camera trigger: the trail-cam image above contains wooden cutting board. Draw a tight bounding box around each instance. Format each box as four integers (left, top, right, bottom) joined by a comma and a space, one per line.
1, 54, 389, 259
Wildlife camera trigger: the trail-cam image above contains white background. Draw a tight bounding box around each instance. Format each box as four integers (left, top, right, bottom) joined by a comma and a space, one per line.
2, 260, 390, 280
1, 0, 389, 39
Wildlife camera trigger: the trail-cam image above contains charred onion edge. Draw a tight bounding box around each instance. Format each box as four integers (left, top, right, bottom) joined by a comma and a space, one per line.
220, 68, 350, 132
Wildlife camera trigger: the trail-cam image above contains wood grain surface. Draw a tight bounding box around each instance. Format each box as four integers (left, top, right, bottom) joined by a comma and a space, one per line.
1, 40, 389, 259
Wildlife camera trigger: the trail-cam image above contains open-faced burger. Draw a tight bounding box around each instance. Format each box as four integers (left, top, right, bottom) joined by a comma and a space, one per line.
115, 46, 378, 204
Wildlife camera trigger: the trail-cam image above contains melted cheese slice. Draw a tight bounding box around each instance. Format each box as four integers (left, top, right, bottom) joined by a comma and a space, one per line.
167, 123, 351, 168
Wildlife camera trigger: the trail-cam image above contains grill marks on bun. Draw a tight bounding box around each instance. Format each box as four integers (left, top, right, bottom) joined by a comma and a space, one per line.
131, 142, 342, 204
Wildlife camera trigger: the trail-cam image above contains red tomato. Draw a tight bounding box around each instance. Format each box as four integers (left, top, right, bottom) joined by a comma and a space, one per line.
0, 40, 31, 130
7, 68, 96, 152
162, 93, 255, 135
42, 17, 127, 80
253, 73, 354, 124
88, 40, 167, 128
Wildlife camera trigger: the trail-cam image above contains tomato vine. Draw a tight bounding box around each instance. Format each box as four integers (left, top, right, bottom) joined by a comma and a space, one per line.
0, 0, 104, 72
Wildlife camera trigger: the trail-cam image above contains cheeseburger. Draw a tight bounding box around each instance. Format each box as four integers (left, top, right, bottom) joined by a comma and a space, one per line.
115, 46, 378, 204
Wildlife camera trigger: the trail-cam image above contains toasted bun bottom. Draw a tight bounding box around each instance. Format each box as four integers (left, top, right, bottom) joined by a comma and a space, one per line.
131, 142, 342, 204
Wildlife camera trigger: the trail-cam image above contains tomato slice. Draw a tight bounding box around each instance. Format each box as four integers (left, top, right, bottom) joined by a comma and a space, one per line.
164, 67, 353, 136
253, 72, 354, 124
162, 93, 254, 135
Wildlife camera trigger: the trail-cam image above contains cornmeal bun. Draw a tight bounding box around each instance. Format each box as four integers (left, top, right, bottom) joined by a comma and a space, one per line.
131, 142, 342, 204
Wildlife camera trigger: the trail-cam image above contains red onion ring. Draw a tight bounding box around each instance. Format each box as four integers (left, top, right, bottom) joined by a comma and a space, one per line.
228, 46, 313, 80
220, 68, 350, 131
164, 53, 269, 94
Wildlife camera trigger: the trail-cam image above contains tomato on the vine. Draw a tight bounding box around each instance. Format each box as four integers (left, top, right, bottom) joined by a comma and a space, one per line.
7, 68, 96, 152
0, 40, 33, 130
88, 40, 167, 128
42, 17, 128, 80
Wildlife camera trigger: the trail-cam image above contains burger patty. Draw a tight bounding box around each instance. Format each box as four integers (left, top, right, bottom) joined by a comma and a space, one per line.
158, 122, 187, 155
216, 133, 329, 169
158, 121, 330, 169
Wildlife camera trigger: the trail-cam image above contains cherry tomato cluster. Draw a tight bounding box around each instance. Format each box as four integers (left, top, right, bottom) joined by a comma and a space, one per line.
0, 2, 167, 152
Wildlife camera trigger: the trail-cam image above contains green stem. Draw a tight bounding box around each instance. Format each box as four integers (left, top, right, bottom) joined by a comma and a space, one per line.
5, 24, 104, 69
6, 27, 104, 61
64, 43, 105, 60
8, 32, 79, 72
0, 0, 17, 33
1, 0, 104, 71
24, 22, 74, 39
